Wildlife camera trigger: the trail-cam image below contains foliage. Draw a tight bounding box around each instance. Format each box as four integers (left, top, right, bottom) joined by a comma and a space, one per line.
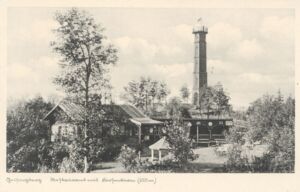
56, 138, 106, 173
118, 145, 174, 173
246, 93, 294, 172
165, 97, 182, 118
7, 97, 54, 172
57, 141, 85, 172
47, 139, 105, 173
163, 120, 197, 166
165, 97, 191, 118
246, 92, 294, 142
222, 144, 270, 173
199, 83, 230, 118
122, 76, 170, 115
180, 84, 190, 103
51, 8, 117, 100
7, 97, 107, 173
224, 92, 295, 173
118, 145, 139, 171
49, 142, 69, 171
100, 145, 121, 162
224, 121, 248, 145
51, 8, 118, 172
51, 7, 117, 132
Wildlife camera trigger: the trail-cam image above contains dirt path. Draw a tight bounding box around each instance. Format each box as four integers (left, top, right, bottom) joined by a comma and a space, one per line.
190, 147, 228, 172
193, 147, 227, 164
90, 161, 126, 173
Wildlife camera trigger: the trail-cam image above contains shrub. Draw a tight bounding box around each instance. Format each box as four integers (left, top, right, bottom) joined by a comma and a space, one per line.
49, 142, 69, 171
224, 94, 295, 173
59, 157, 80, 173
163, 120, 198, 166
223, 144, 270, 173
118, 145, 138, 171
7, 144, 39, 172
6, 97, 54, 172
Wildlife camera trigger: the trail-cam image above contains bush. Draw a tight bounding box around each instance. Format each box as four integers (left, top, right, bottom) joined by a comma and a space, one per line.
100, 145, 121, 162
222, 144, 270, 173
224, 122, 247, 145
7, 145, 39, 172
224, 94, 295, 173
118, 144, 206, 173
118, 145, 138, 171
223, 143, 293, 173
163, 120, 198, 166
59, 157, 81, 173
7, 97, 54, 172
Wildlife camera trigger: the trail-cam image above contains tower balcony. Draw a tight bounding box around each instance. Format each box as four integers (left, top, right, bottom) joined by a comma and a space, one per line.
193, 26, 208, 34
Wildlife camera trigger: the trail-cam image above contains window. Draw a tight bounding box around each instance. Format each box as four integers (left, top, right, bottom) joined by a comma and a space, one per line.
72, 127, 76, 135
58, 126, 62, 142
62, 126, 68, 136
226, 121, 233, 126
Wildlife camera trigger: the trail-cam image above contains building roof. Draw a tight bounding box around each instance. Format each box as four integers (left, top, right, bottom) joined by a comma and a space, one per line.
44, 100, 85, 121
44, 100, 163, 126
149, 137, 171, 150
130, 118, 163, 126
119, 105, 147, 118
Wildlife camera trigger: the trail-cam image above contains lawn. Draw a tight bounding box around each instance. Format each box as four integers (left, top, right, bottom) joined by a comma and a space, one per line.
91, 146, 227, 173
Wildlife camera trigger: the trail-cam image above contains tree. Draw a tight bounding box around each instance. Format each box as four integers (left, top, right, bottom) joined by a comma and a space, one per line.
224, 92, 295, 172
163, 120, 197, 166
51, 8, 118, 172
199, 83, 230, 118
122, 76, 170, 115
164, 97, 192, 119
157, 82, 170, 104
214, 83, 231, 116
198, 86, 216, 118
180, 84, 190, 103
246, 92, 287, 142
7, 96, 54, 172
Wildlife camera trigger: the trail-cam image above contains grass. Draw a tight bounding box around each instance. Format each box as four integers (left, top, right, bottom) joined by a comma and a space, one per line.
91, 146, 227, 173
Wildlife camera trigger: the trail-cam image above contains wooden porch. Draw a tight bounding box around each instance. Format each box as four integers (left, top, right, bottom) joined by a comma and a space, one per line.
192, 133, 226, 146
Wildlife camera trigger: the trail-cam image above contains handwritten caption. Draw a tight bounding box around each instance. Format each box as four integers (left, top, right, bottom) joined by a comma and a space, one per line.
5, 177, 157, 184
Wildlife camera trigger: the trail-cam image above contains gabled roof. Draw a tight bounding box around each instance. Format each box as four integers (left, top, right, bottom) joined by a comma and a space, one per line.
44, 100, 85, 121
44, 100, 162, 126
119, 105, 147, 118
149, 137, 170, 150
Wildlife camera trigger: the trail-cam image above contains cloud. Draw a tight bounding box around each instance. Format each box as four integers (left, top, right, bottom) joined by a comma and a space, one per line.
208, 22, 243, 55
7, 8, 294, 109
10, 19, 58, 44
231, 39, 264, 60
113, 36, 184, 65
173, 24, 193, 43
260, 16, 294, 44
7, 56, 62, 99
238, 73, 272, 83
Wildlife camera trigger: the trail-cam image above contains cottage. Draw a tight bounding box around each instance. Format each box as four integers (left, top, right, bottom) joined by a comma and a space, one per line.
44, 100, 163, 144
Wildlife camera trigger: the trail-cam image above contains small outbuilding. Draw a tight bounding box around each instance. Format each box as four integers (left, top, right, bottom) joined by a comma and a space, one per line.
149, 137, 171, 162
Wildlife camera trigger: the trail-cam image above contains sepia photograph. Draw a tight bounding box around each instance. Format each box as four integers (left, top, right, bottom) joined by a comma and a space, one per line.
6, 7, 295, 174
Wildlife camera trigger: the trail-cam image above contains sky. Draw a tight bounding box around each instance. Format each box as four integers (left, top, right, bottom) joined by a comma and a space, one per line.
7, 7, 294, 109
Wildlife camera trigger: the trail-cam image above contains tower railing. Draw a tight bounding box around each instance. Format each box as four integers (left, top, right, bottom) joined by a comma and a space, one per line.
193, 26, 208, 33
